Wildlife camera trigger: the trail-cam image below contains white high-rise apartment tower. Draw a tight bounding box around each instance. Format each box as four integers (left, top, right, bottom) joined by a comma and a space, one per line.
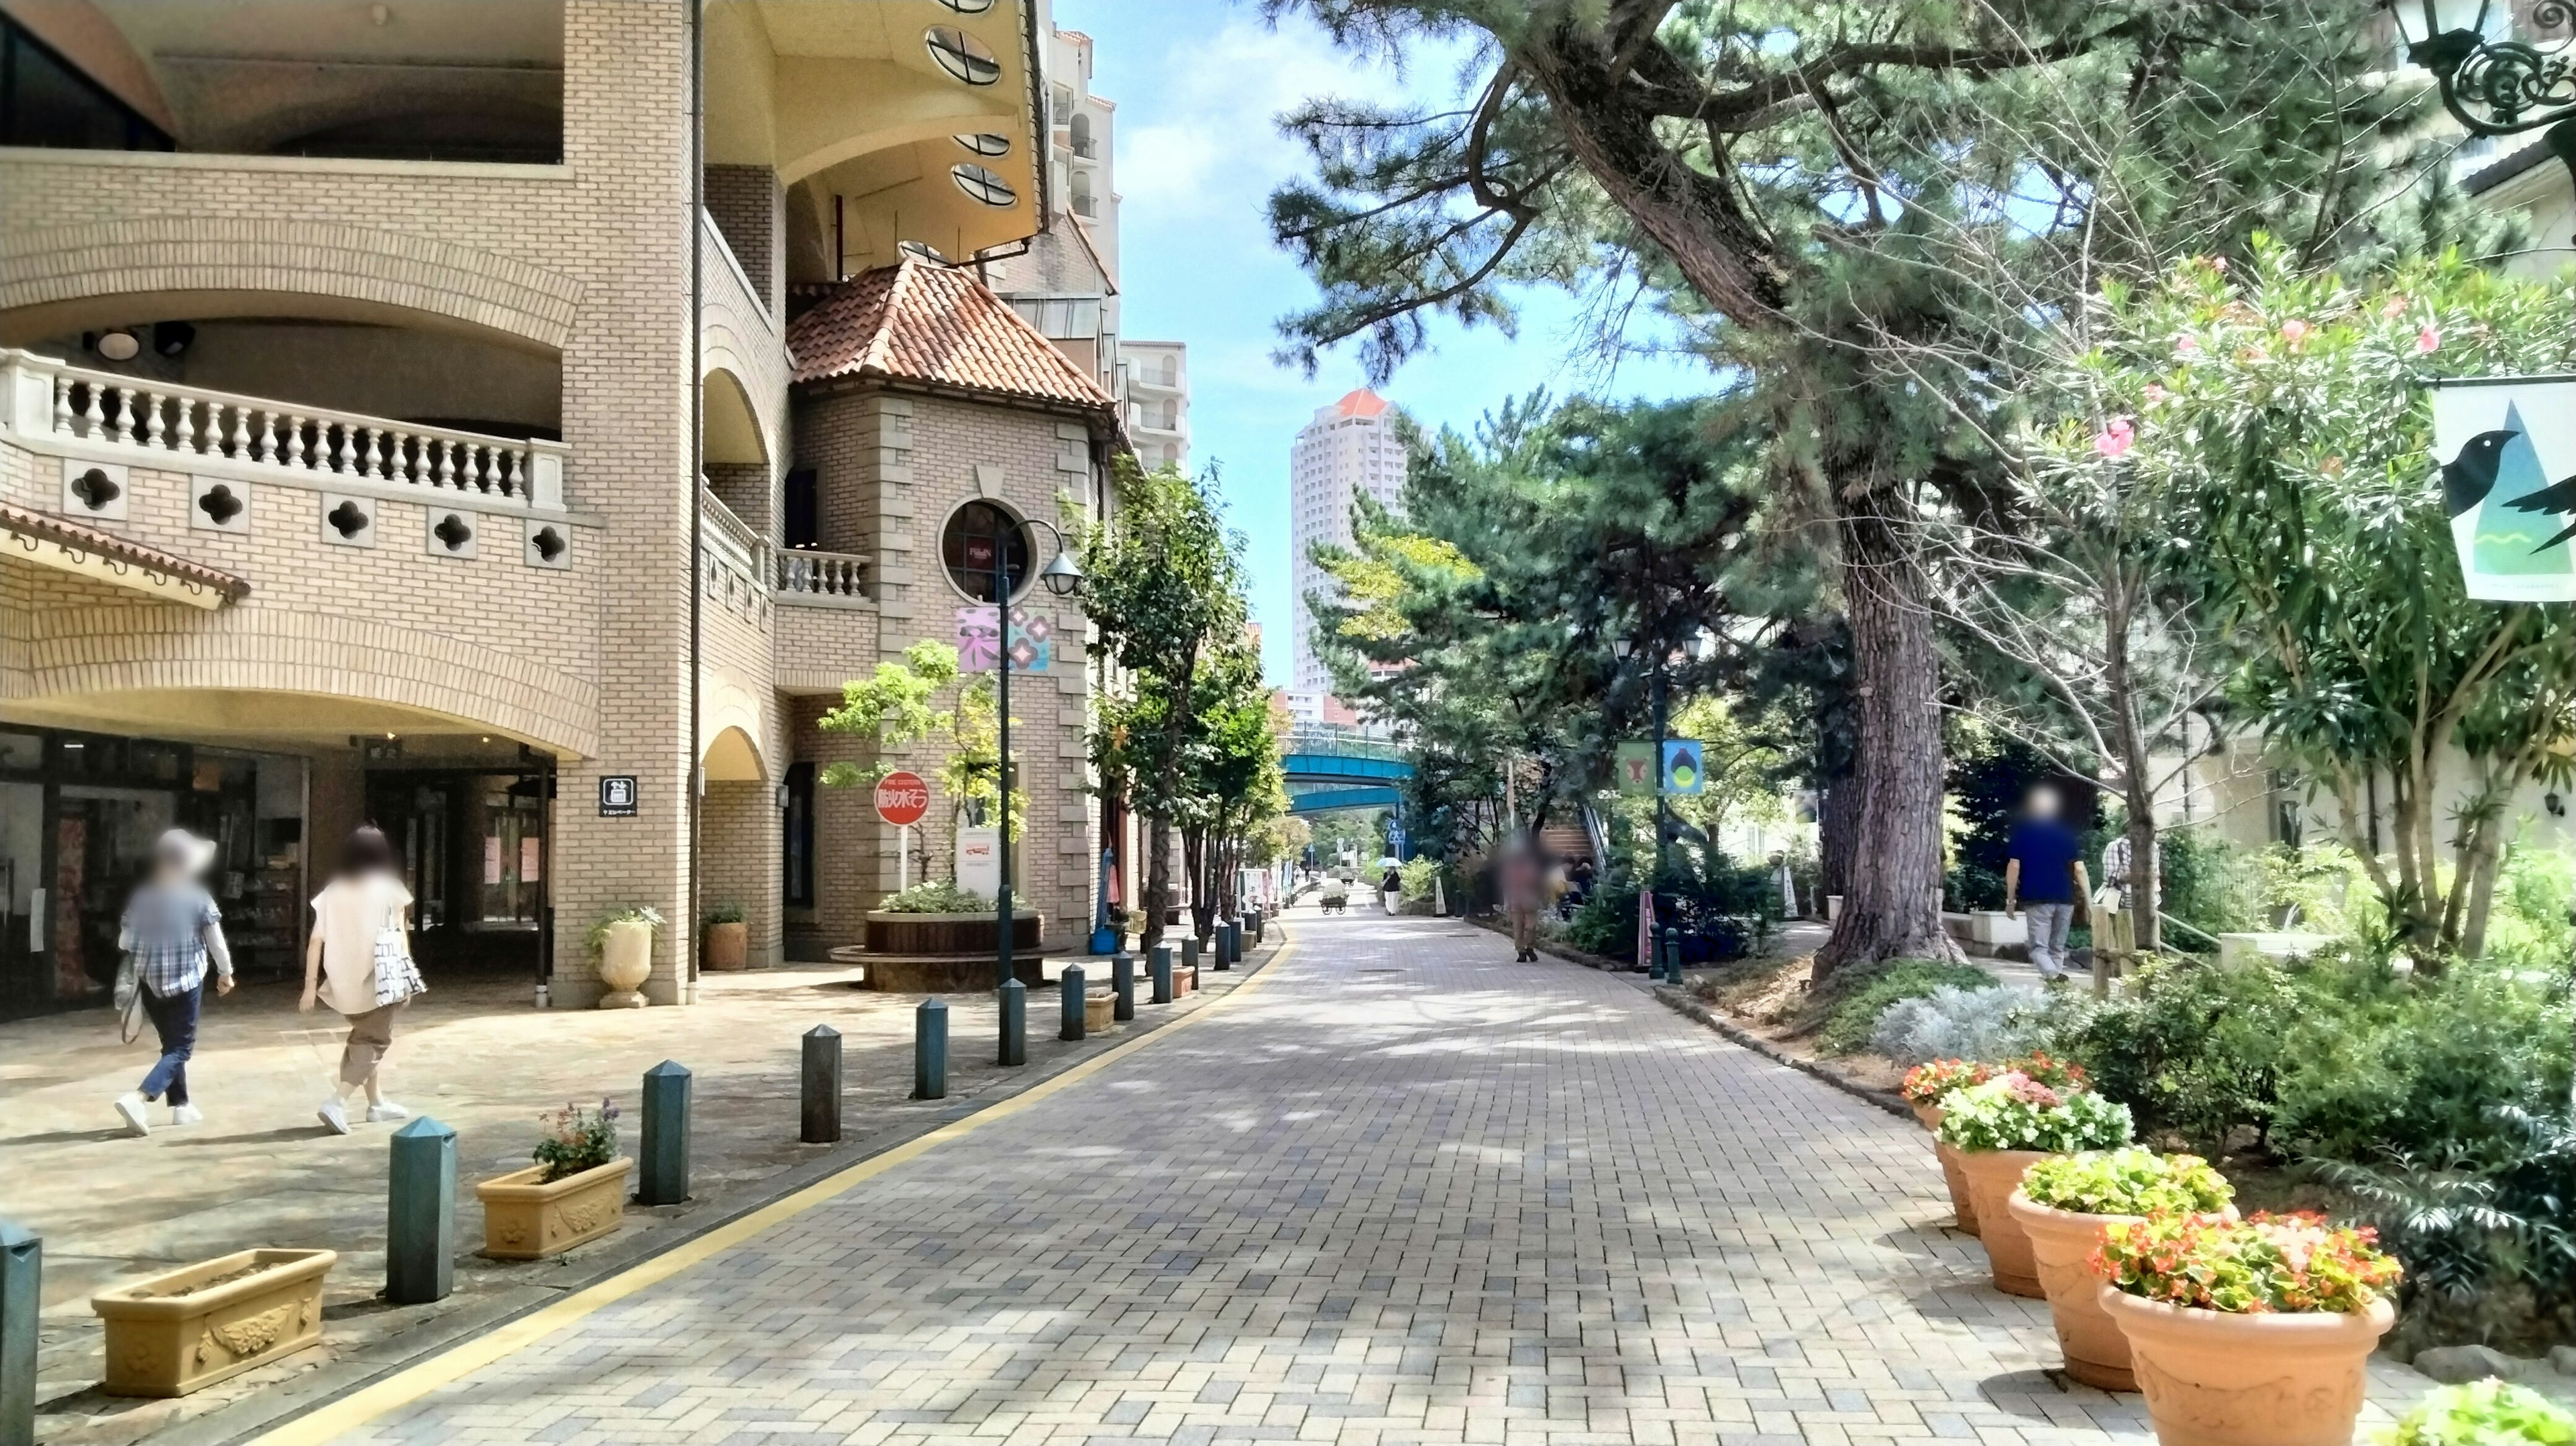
1289, 388, 1405, 704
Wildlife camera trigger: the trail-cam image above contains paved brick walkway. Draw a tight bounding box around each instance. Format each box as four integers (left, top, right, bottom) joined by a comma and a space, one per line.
314, 909, 2424, 1446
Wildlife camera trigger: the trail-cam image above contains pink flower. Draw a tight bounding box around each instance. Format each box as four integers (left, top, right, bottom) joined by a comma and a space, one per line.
2094, 417, 2135, 459
2281, 319, 2311, 347
2175, 333, 2202, 357
2417, 324, 2440, 355
2381, 295, 2410, 319
2209, 256, 2228, 273
2143, 383, 2169, 405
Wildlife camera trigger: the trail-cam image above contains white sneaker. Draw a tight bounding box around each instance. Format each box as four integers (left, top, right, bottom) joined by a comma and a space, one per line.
113, 1093, 150, 1137
170, 1104, 204, 1126
317, 1099, 350, 1135
366, 1101, 409, 1123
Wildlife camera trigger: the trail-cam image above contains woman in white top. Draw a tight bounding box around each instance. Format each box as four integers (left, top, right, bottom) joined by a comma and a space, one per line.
299, 826, 421, 1133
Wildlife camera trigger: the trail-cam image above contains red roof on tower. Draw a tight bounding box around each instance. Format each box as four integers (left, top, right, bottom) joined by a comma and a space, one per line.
1334, 388, 1389, 419
788, 257, 1116, 414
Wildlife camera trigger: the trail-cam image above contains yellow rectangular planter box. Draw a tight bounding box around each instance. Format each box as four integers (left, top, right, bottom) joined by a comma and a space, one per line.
1084, 990, 1115, 1032
476, 1156, 633, 1260
92, 1247, 337, 1398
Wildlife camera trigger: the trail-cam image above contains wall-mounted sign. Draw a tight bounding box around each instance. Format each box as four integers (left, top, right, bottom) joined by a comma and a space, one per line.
874, 771, 930, 827
598, 775, 638, 817
2433, 376, 2576, 602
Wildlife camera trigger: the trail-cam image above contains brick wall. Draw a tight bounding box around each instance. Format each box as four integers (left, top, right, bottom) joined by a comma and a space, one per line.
703, 164, 781, 315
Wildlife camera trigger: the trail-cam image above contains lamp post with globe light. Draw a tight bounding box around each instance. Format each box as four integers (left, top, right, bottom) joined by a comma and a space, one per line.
973, 513, 1083, 1047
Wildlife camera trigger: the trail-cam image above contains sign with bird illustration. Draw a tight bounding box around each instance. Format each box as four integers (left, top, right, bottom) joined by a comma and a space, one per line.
2434, 376, 2576, 602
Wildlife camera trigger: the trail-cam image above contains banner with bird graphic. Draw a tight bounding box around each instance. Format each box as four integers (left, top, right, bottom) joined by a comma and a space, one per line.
2433, 376, 2576, 602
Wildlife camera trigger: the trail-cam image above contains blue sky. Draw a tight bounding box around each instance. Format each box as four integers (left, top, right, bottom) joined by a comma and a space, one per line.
1066, 1, 1717, 685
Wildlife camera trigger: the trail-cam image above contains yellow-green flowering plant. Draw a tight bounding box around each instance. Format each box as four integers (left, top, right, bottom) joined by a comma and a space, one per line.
2019, 1148, 2231, 1217
1935, 1070, 2133, 1153
2381, 1380, 2576, 1445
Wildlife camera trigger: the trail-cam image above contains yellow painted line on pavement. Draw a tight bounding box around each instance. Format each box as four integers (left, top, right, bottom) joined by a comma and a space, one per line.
250, 931, 1297, 1446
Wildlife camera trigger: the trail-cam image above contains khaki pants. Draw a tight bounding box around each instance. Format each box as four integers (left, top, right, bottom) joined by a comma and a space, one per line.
338, 1001, 403, 1087
1509, 907, 1538, 954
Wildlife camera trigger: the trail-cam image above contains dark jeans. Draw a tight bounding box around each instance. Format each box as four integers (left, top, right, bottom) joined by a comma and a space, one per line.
139, 981, 201, 1107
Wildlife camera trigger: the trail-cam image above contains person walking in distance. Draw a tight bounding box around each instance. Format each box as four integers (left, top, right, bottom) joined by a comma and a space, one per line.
111, 830, 235, 1136
301, 826, 426, 1133
1501, 837, 1546, 962
2003, 785, 2090, 983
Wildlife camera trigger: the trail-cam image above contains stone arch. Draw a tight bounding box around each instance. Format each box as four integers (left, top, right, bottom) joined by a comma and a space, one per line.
698, 671, 771, 781
702, 365, 770, 468
0, 217, 581, 351
702, 724, 767, 783
7, 603, 598, 757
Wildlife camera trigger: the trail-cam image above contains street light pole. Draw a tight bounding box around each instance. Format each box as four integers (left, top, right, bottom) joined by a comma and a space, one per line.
985, 514, 1085, 1019
2387, 0, 2576, 188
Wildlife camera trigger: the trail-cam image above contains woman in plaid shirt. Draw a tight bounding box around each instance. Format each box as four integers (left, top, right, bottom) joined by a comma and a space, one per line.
112, 830, 235, 1136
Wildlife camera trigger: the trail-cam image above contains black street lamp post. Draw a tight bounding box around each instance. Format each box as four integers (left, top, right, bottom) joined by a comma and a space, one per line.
983, 516, 1084, 1046
2389, 1, 2576, 186
1612, 633, 1669, 968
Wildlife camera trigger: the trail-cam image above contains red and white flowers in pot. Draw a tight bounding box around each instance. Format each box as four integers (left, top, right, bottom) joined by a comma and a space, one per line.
2006, 1148, 2233, 1390
1934, 1068, 2133, 1296
2092, 1211, 2402, 1446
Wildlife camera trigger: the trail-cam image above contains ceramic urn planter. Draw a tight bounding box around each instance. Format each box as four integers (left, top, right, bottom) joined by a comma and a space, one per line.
2006, 1191, 2139, 1390
596, 920, 654, 1008
1915, 1104, 1979, 1237
2098, 1286, 2394, 1446
91, 1247, 337, 1397
1953, 1148, 2055, 1296
478, 1156, 634, 1260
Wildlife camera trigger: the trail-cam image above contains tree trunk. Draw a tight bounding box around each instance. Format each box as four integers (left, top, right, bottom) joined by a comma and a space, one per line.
1817, 772, 1861, 911
2102, 587, 2161, 953
1141, 813, 1173, 951
1815, 498, 1961, 976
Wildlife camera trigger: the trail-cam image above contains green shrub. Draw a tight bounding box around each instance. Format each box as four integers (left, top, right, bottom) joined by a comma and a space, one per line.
2159, 826, 2267, 940
1565, 877, 1642, 961
701, 900, 745, 927
2039, 955, 2302, 1156
2487, 848, 2576, 974
1815, 958, 2000, 1055
876, 879, 991, 914
2275, 962, 2572, 1163
2381, 1380, 2576, 1445
1397, 858, 1441, 901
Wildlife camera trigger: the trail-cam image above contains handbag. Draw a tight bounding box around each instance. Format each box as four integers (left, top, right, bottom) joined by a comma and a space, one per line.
371, 926, 426, 1008
115, 952, 147, 1045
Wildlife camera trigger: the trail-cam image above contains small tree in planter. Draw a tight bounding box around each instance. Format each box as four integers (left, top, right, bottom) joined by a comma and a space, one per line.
2009, 1149, 2235, 1390
1936, 1072, 2133, 1296
2092, 1212, 2401, 1446
478, 1099, 632, 1260
818, 641, 1024, 885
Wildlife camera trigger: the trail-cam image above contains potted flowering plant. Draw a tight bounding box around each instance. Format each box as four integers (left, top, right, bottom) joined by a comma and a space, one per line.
1901, 1054, 2091, 1238
1935, 1071, 2133, 1296
2381, 1380, 2575, 1445
2006, 1149, 2234, 1390
477, 1099, 633, 1260
2093, 1211, 2401, 1446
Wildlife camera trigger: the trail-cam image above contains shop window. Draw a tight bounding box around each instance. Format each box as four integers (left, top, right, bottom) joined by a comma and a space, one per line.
783, 763, 815, 908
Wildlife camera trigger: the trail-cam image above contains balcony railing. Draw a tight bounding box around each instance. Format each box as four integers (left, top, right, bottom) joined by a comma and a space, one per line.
776, 549, 869, 604
2, 348, 566, 510
698, 486, 869, 616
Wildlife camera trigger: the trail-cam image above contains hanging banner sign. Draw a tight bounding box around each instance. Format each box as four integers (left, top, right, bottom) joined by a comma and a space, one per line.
1661, 739, 1705, 795
1613, 742, 1656, 795
2432, 376, 2576, 602
953, 605, 1054, 672
1614, 740, 1704, 795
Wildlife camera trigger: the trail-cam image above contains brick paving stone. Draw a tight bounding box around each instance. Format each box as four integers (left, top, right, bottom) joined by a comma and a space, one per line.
313, 907, 2432, 1445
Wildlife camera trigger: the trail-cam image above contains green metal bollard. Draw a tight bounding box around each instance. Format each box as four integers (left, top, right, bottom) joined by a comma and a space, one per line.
1148, 944, 1173, 1004
1060, 962, 1087, 1041
385, 1117, 456, 1305
914, 997, 948, 1101
1214, 922, 1234, 970
1112, 953, 1135, 1021
637, 1060, 692, 1206
999, 977, 1026, 1065
801, 1025, 842, 1144
1253, 911, 1266, 944
2, 1219, 36, 1446
1182, 936, 1201, 977
1662, 926, 1680, 983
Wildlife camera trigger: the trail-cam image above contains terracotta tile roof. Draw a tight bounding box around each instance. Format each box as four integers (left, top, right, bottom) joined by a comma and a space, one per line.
1334, 388, 1391, 419
0, 500, 249, 605
788, 258, 1116, 415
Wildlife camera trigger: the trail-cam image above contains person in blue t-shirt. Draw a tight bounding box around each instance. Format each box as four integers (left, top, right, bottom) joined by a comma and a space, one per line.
2003, 785, 2090, 982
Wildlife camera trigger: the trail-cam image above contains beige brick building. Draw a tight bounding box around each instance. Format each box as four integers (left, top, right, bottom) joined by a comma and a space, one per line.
0, 0, 1136, 1021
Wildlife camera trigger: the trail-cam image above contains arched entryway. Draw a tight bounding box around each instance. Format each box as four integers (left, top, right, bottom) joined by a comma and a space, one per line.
698, 722, 781, 973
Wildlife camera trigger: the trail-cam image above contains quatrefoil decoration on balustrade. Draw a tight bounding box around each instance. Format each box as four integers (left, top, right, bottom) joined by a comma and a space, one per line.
528, 524, 567, 564
325, 500, 371, 540
69, 467, 121, 511
432, 513, 474, 553
197, 484, 244, 527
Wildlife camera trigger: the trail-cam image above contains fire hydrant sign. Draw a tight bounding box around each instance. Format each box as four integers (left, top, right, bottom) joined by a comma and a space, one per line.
873, 771, 929, 827
2432, 376, 2576, 602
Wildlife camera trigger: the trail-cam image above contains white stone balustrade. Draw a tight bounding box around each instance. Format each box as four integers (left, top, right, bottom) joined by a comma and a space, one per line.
2, 348, 567, 512
775, 549, 867, 604
697, 484, 868, 617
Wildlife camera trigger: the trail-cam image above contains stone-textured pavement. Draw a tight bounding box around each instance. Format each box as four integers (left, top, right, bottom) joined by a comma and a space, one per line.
311, 907, 2427, 1445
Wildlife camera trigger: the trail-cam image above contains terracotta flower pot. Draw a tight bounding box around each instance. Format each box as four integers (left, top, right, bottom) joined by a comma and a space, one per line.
2006, 1190, 2139, 1390
2098, 1285, 2394, 1446
703, 920, 747, 971
1916, 1105, 1980, 1237
91, 1247, 337, 1397
1953, 1148, 2055, 1296
477, 1156, 633, 1260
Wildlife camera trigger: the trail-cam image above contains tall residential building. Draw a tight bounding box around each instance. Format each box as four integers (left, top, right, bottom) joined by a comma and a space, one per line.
1289, 388, 1403, 702
0, 0, 1151, 1021
985, 25, 1187, 474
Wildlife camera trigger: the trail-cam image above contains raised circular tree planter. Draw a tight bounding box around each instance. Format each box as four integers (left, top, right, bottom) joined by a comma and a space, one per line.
837, 911, 1050, 991
865, 909, 1041, 954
